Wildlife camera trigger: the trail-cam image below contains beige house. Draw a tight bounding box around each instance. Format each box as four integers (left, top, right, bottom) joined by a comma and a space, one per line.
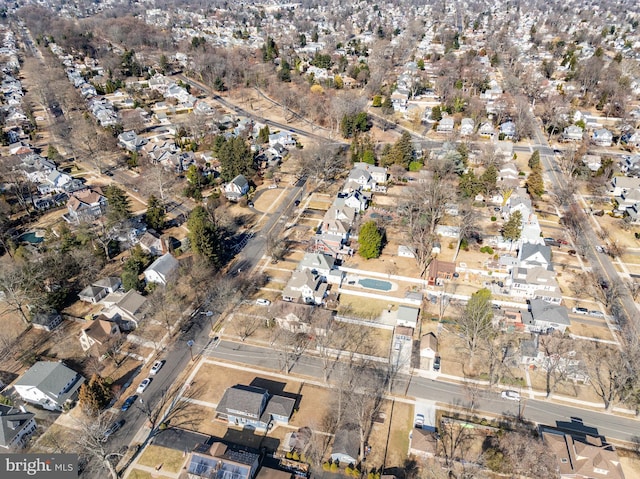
420, 332, 439, 370
79, 317, 121, 353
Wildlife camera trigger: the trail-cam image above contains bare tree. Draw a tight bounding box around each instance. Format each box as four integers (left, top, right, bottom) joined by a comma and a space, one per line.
0, 262, 44, 325
145, 284, 183, 333
456, 289, 495, 367
72, 413, 124, 479
231, 312, 263, 342
538, 333, 575, 398
581, 341, 625, 411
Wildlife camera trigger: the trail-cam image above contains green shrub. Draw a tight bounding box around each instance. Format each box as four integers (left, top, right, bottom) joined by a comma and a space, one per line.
408, 161, 423, 171
491, 216, 497, 221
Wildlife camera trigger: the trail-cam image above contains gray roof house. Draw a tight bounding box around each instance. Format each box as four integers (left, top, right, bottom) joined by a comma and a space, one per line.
216, 384, 295, 431
298, 252, 336, 281
13, 361, 85, 411
528, 299, 570, 334
0, 404, 36, 450
330, 426, 359, 465
31, 310, 63, 332
144, 252, 179, 286
397, 305, 420, 328
224, 174, 250, 201
518, 243, 553, 271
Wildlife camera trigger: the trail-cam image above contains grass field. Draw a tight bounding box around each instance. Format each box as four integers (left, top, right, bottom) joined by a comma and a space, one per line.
137, 445, 187, 473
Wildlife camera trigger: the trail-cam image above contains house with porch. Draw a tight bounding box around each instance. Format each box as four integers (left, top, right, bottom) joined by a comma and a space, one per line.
224, 174, 250, 201
282, 269, 328, 305
79, 316, 121, 353
144, 252, 179, 286
427, 259, 456, 286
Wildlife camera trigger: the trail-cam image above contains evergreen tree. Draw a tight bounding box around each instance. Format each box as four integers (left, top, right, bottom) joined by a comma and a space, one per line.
431, 105, 443, 121
261, 37, 279, 62
278, 59, 291, 82
145, 195, 165, 231
503, 211, 522, 242
78, 374, 112, 416
381, 96, 393, 115
358, 221, 383, 259
258, 125, 270, 144
213, 76, 226, 91
527, 168, 545, 197
394, 131, 415, 168
218, 136, 254, 182
528, 150, 541, 169
480, 164, 498, 195
187, 206, 221, 265
459, 170, 481, 197
103, 185, 132, 225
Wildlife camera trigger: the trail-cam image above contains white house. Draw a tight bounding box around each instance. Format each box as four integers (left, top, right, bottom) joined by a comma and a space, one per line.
144, 252, 179, 286
13, 361, 85, 411
437, 117, 454, 133
224, 174, 250, 201
420, 332, 439, 371
562, 125, 584, 141
518, 243, 553, 270
396, 305, 420, 328
592, 128, 613, 147
460, 118, 475, 136
510, 267, 562, 304
282, 269, 328, 305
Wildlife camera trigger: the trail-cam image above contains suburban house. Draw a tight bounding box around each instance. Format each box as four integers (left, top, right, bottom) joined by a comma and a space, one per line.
335, 190, 368, 211
592, 128, 613, 147
31, 310, 63, 331
518, 243, 553, 271
64, 188, 108, 224
330, 427, 359, 465
510, 267, 562, 304
525, 299, 570, 334
436, 116, 455, 133
562, 125, 584, 141
344, 163, 387, 191
117, 130, 148, 152
272, 301, 333, 335
138, 231, 167, 256
78, 277, 121, 304
541, 426, 625, 479
609, 176, 640, 197
396, 305, 420, 329
144, 252, 179, 286
216, 384, 295, 431
0, 404, 36, 450
460, 118, 475, 136
186, 442, 260, 479
13, 361, 85, 411
224, 174, 250, 201
297, 252, 342, 283
268, 131, 296, 148
352, 162, 388, 184
427, 259, 456, 286
282, 269, 328, 305
79, 317, 121, 353
500, 121, 517, 139
420, 332, 439, 371
103, 289, 147, 329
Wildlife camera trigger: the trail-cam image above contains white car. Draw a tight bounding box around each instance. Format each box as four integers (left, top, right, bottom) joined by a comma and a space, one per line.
256, 298, 271, 306
501, 390, 521, 401
414, 414, 425, 428
136, 378, 152, 394
268, 184, 278, 189
149, 360, 164, 375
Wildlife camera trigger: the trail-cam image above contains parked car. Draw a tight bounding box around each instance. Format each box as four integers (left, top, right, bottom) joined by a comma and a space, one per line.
433, 356, 441, 371
414, 414, 425, 428
501, 390, 521, 401
121, 395, 138, 411
256, 298, 271, 306
136, 378, 152, 394
572, 307, 589, 315
102, 420, 125, 442
268, 184, 278, 189
556, 239, 569, 245
248, 201, 255, 208
589, 310, 605, 318
149, 360, 164, 375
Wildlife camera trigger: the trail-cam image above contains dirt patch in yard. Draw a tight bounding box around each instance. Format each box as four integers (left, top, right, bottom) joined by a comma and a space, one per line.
567, 323, 615, 341
190, 362, 261, 404
290, 384, 334, 428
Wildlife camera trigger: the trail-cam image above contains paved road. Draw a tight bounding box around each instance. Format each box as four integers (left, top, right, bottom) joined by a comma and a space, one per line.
200, 340, 640, 443
528, 114, 637, 332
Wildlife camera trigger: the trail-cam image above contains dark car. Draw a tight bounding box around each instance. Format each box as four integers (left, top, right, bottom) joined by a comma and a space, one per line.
433, 356, 441, 371
121, 395, 138, 411
294, 200, 301, 206
102, 420, 125, 442
180, 321, 193, 334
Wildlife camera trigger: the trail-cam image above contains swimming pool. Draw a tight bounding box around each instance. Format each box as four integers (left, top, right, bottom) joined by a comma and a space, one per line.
18, 231, 44, 244
359, 278, 393, 291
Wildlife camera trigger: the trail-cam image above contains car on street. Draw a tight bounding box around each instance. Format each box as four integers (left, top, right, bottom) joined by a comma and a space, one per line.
268, 184, 278, 189
121, 395, 138, 411
136, 378, 152, 394
256, 298, 271, 306
556, 239, 569, 245
414, 414, 425, 428
149, 360, 164, 375
596, 245, 605, 253
501, 390, 521, 401
101, 420, 125, 442
294, 200, 301, 206
589, 310, 605, 318
248, 201, 254, 208
433, 356, 441, 371
572, 307, 589, 315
